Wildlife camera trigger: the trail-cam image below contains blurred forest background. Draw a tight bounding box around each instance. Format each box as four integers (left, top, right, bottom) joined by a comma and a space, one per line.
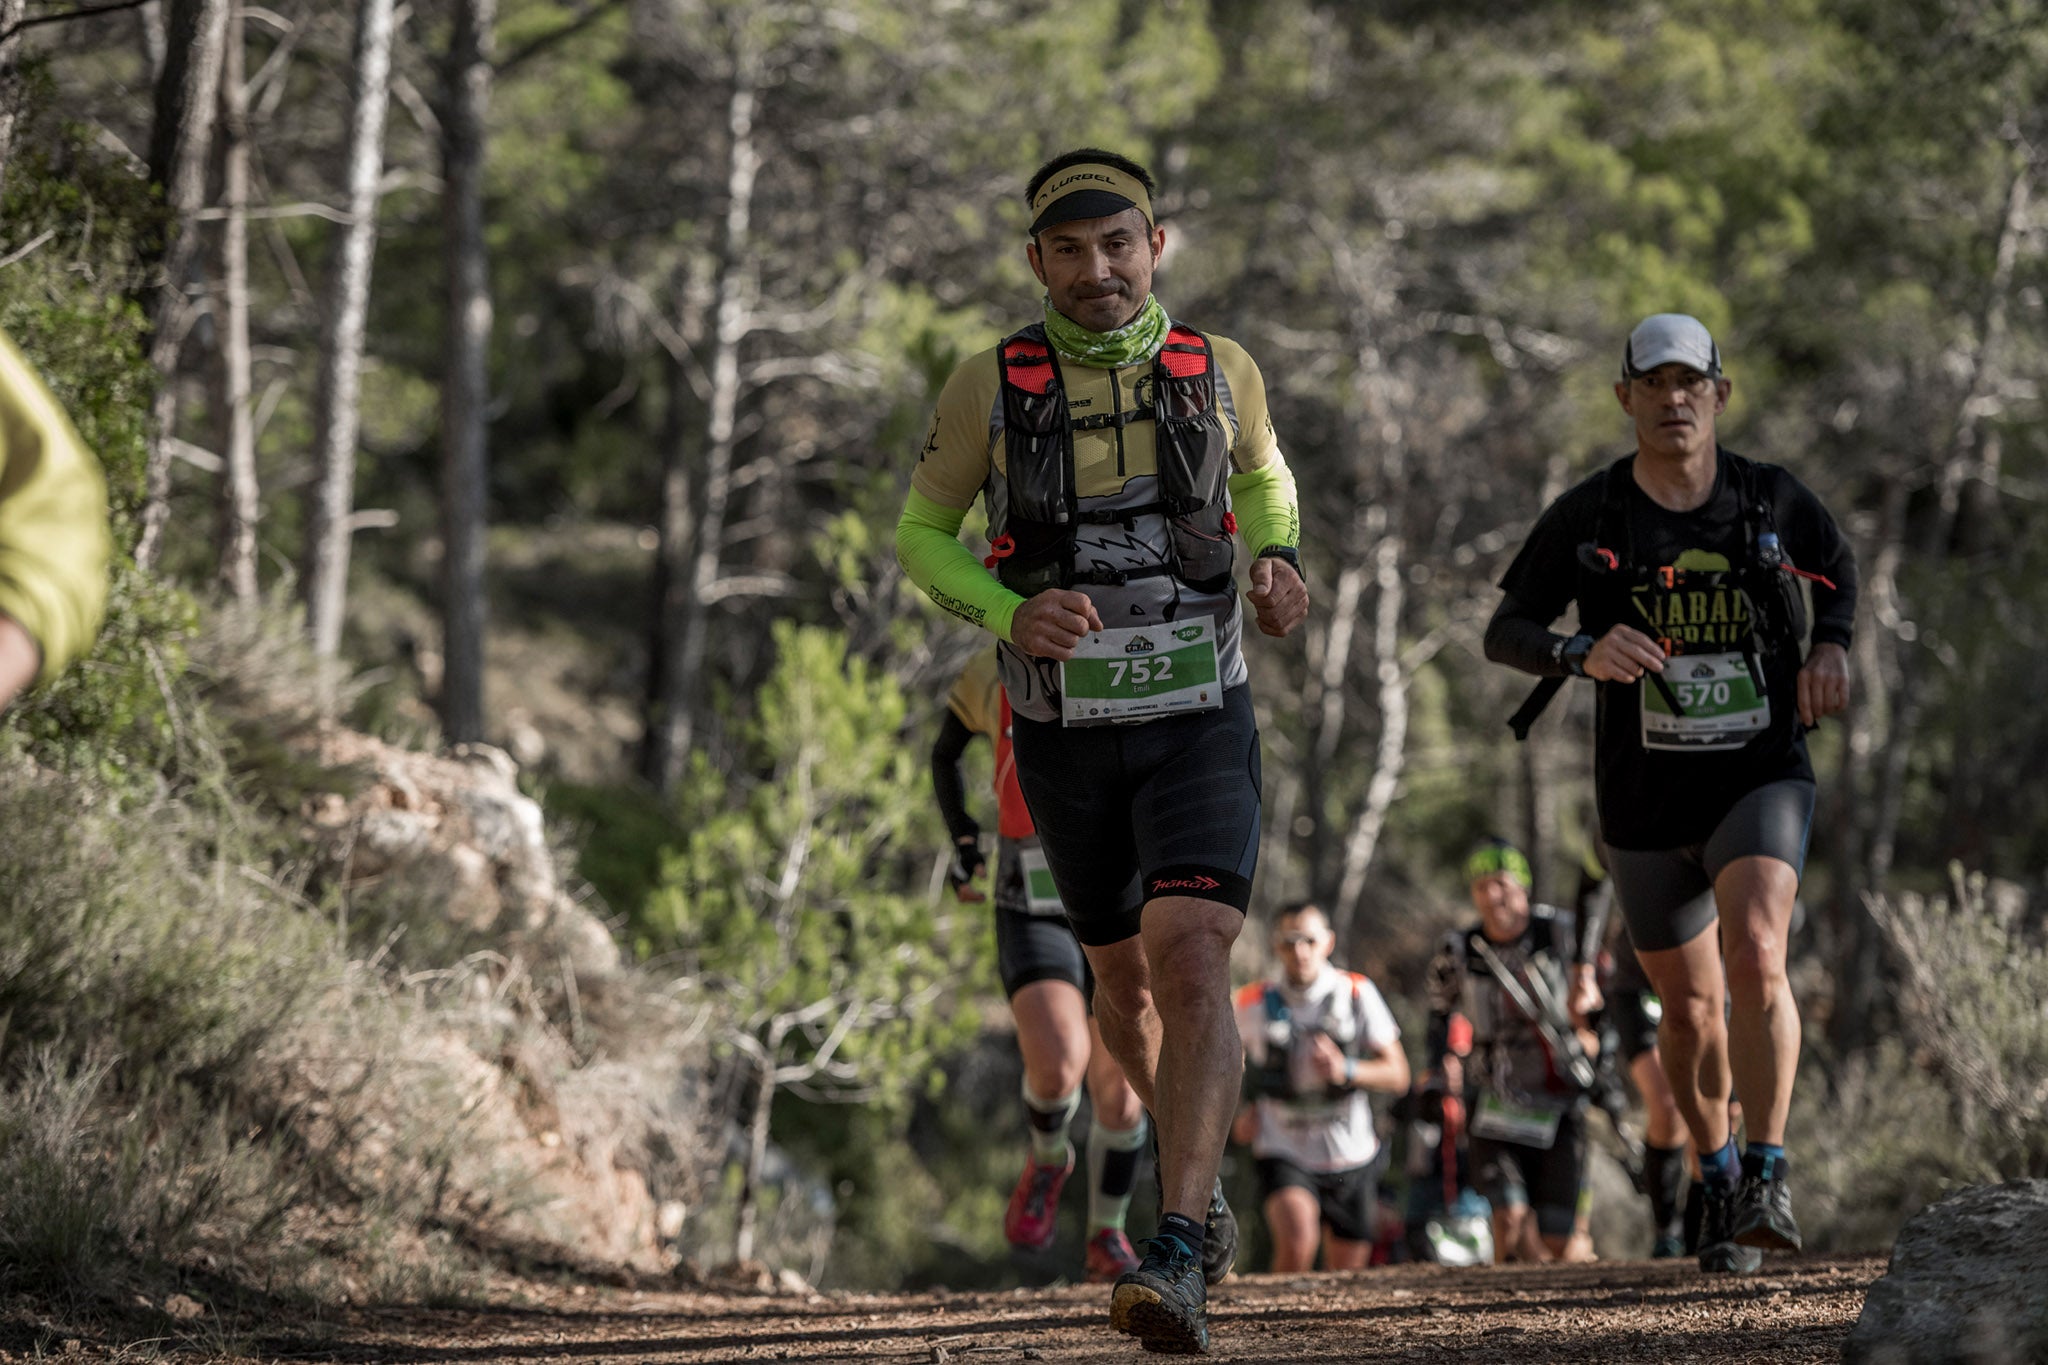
2, 0, 2046, 1307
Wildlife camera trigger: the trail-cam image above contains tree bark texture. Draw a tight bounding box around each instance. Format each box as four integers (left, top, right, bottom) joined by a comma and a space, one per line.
301, 0, 396, 655
1863, 149, 2031, 892
438, 0, 495, 742
642, 338, 695, 787
211, 6, 258, 601
135, 0, 228, 570
645, 58, 758, 792
732, 1020, 783, 1265
0, 0, 29, 197
1334, 529, 1408, 940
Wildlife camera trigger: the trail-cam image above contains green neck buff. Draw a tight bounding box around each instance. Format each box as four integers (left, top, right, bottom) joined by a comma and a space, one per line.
1042, 294, 1169, 368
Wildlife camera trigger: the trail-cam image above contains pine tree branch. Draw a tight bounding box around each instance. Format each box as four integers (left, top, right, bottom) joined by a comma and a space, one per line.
492, 0, 624, 76
1, 0, 152, 45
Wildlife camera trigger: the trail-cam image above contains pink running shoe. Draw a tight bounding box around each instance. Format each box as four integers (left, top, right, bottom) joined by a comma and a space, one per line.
1085, 1226, 1141, 1282
1003, 1149, 1074, 1251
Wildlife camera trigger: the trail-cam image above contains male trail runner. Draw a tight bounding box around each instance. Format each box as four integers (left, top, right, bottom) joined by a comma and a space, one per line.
1426, 840, 1602, 1263
932, 648, 1149, 1281
896, 147, 1308, 1353
1232, 902, 1408, 1272
1485, 314, 1857, 1273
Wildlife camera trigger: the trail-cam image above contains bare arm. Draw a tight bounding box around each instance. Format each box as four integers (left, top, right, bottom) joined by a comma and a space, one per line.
0, 613, 41, 711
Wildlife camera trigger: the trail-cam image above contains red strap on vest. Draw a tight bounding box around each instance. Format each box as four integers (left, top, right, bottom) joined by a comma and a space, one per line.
1001, 338, 1056, 395
1158, 327, 1210, 378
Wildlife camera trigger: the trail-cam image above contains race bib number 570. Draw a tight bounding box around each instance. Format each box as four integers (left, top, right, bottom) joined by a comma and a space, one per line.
1059, 622, 1222, 725
1642, 650, 1770, 752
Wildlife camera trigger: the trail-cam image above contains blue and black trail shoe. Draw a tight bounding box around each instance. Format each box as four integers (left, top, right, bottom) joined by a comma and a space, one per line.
1731, 1172, 1802, 1251
1695, 1186, 1764, 1275
1202, 1180, 1236, 1286
1111, 1235, 1209, 1354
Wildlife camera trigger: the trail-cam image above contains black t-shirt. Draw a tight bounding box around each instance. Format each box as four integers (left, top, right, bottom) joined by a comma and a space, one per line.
1497, 449, 1856, 850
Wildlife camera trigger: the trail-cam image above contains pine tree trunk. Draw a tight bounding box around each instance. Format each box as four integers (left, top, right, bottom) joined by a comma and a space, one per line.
646, 63, 757, 791
1334, 530, 1408, 938
642, 340, 695, 787
438, 0, 496, 742
135, 0, 228, 571
733, 1023, 783, 1265
301, 0, 395, 655
211, 8, 259, 602
0, 0, 29, 197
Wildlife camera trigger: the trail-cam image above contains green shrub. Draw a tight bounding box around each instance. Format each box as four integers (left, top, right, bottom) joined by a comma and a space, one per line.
0, 105, 196, 792
1795, 867, 2048, 1251
0, 744, 331, 1085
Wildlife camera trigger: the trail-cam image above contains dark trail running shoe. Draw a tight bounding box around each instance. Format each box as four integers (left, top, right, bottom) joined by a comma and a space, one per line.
1146, 1129, 1235, 1286
1731, 1172, 1803, 1251
1695, 1185, 1764, 1275
1111, 1235, 1209, 1354
1202, 1180, 1237, 1286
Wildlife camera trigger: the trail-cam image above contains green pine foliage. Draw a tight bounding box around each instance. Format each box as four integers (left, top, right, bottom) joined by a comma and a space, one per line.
0, 99, 196, 791
648, 621, 987, 1097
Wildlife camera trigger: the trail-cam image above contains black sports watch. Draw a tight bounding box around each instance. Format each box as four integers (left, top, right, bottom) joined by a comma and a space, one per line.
1257, 545, 1305, 585
1558, 633, 1595, 677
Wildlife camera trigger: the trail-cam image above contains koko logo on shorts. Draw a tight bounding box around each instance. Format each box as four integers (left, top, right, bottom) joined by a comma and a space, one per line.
1150, 874, 1221, 893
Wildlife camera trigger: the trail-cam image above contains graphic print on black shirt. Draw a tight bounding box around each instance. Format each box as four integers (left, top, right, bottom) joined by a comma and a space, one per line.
1496, 450, 1857, 850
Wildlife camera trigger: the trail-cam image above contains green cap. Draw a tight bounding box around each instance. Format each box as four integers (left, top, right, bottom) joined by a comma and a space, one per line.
1464, 839, 1532, 889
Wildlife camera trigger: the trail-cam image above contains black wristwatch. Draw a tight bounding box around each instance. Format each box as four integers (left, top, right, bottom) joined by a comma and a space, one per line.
1257, 545, 1305, 585
1558, 633, 1594, 677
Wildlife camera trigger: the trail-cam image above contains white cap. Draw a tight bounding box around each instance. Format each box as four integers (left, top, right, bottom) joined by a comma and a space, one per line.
1622, 313, 1721, 379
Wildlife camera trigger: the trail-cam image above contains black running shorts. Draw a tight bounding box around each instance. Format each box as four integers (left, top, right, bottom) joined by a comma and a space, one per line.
1606, 778, 1816, 953
1605, 937, 1662, 1063
1010, 685, 1262, 947
1470, 1106, 1590, 1239
992, 836, 1092, 998
1256, 1154, 1382, 1244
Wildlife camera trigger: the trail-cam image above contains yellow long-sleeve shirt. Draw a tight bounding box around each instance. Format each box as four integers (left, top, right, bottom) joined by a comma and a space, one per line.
0, 329, 111, 683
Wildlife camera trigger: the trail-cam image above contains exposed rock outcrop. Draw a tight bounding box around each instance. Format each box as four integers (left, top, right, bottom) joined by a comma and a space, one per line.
1843, 1180, 2048, 1365
303, 730, 621, 979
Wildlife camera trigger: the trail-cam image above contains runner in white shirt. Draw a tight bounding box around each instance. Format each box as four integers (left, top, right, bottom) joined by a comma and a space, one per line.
1233, 903, 1410, 1271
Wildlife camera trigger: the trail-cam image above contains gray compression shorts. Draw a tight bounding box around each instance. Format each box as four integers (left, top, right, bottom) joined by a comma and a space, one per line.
1605, 778, 1816, 953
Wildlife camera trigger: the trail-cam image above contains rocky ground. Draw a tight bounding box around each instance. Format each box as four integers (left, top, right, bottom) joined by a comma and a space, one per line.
5, 1255, 1884, 1364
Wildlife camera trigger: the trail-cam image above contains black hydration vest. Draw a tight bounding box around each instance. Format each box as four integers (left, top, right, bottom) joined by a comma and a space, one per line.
1508, 449, 1824, 740
984, 321, 1235, 597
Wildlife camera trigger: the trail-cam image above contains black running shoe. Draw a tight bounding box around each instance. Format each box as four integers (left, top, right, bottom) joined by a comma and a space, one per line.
1146, 1129, 1235, 1289
1731, 1173, 1802, 1251
1201, 1179, 1236, 1286
1650, 1232, 1686, 1259
1695, 1186, 1764, 1275
1111, 1235, 1209, 1355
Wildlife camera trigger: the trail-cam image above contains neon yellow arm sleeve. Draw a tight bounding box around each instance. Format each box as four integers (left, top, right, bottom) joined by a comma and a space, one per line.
895, 489, 1025, 642
1229, 456, 1301, 561
0, 331, 111, 683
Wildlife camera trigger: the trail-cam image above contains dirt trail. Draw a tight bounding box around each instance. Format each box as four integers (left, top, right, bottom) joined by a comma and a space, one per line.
212, 1254, 1882, 1364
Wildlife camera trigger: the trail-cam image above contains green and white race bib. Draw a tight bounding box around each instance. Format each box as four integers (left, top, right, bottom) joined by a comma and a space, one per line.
1059, 622, 1223, 725
1468, 1093, 1565, 1149
1017, 845, 1065, 918
1642, 650, 1770, 752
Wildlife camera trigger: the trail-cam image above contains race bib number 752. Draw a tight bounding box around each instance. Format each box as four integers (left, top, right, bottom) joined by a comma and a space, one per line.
1060, 622, 1223, 725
